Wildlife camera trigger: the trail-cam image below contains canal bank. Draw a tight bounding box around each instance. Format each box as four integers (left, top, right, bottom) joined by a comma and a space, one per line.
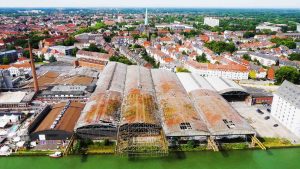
2, 148, 300, 169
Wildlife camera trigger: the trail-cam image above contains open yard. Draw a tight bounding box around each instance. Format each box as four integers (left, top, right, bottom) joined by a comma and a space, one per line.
231, 102, 300, 144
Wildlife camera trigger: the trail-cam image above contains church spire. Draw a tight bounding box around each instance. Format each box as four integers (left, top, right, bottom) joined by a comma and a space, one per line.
144, 8, 148, 25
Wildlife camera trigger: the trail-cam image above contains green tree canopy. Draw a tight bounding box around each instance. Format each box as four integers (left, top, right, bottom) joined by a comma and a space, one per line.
83, 43, 108, 53
243, 31, 256, 38
204, 41, 237, 54
249, 70, 257, 79
49, 55, 57, 63
242, 54, 251, 61
271, 38, 296, 49
275, 66, 300, 85
196, 53, 209, 63
288, 53, 300, 61
2, 56, 10, 65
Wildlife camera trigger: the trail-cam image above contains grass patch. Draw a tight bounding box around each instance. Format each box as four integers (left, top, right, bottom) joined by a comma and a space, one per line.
170, 144, 207, 152
220, 143, 249, 150
72, 139, 116, 155
86, 146, 115, 154
260, 137, 293, 148
12, 150, 55, 156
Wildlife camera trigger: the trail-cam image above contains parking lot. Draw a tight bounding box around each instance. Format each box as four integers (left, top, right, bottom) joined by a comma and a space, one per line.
231, 102, 300, 144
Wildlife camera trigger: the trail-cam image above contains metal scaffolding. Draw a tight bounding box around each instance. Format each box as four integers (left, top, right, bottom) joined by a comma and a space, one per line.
117, 123, 168, 157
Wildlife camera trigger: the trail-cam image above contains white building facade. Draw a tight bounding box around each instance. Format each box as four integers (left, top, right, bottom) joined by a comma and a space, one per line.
271, 81, 300, 137
249, 53, 278, 67
204, 17, 220, 27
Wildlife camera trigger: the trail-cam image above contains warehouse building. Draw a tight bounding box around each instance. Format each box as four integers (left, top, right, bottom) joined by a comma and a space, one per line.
152, 69, 209, 145
29, 101, 85, 141
177, 72, 255, 147
75, 62, 257, 154
244, 87, 273, 105
177, 73, 249, 101
75, 62, 126, 140
118, 66, 167, 155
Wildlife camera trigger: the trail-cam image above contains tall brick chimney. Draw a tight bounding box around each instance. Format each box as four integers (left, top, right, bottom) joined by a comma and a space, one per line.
28, 40, 39, 92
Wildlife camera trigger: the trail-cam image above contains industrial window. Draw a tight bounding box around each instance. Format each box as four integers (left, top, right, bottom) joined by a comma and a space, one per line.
180, 122, 192, 130
223, 119, 236, 129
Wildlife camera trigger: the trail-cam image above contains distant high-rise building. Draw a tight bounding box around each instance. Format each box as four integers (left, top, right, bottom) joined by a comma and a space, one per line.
117, 15, 124, 23
271, 80, 300, 137
297, 23, 300, 33
144, 8, 148, 26
204, 17, 219, 27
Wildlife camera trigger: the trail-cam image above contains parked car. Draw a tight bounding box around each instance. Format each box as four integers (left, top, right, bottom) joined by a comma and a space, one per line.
256, 109, 264, 114
267, 108, 271, 112
264, 116, 270, 120
273, 124, 279, 127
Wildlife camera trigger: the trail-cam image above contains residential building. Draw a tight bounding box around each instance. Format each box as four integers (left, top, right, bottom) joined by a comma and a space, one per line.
76, 50, 111, 62
204, 17, 220, 27
271, 81, 300, 137
249, 53, 278, 67
249, 63, 267, 79
185, 60, 249, 80
49, 46, 75, 56
0, 62, 31, 77
40, 35, 68, 48
112, 36, 134, 47
256, 22, 282, 32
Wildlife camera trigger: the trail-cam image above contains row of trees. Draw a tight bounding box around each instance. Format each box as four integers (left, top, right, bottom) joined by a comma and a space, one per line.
270, 38, 296, 49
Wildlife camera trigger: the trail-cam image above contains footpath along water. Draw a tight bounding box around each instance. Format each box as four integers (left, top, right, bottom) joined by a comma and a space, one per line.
1, 148, 300, 169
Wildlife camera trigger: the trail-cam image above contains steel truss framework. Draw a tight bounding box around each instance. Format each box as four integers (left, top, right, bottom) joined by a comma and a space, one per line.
117, 123, 168, 157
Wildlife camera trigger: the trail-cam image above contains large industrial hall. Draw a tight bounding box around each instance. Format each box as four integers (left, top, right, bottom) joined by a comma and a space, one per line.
74, 62, 260, 155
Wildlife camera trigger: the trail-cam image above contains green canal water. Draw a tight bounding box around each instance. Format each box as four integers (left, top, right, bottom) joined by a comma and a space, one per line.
1, 148, 300, 169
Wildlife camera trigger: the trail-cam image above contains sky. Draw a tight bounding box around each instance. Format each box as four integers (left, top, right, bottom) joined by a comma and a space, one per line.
0, 0, 299, 8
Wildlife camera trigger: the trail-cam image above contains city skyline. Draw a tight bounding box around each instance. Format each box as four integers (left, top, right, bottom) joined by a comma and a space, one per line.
0, 0, 300, 8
